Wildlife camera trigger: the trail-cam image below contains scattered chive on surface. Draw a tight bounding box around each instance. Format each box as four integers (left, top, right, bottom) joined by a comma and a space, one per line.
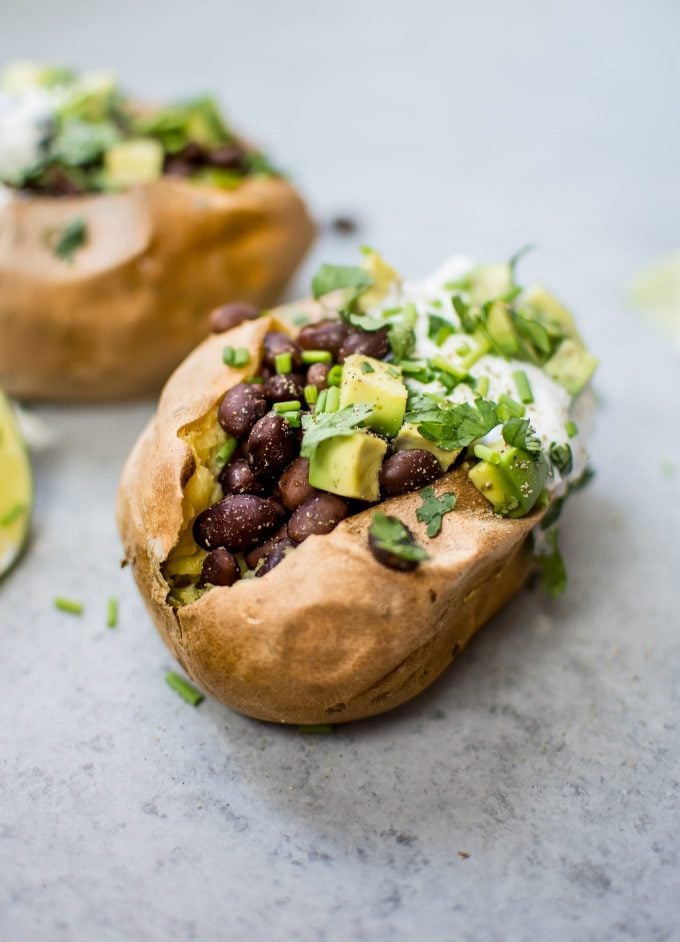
222, 346, 236, 366
273, 400, 301, 413
274, 352, 292, 374
566, 420, 579, 438
513, 369, 534, 404
315, 389, 328, 412
214, 437, 237, 467
327, 364, 343, 386
474, 444, 501, 465
324, 386, 340, 412
498, 393, 526, 418
284, 411, 302, 428
106, 597, 118, 629
475, 376, 490, 398
165, 671, 204, 707
292, 312, 309, 326
304, 384, 319, 405
301, 350, 332, 365
233, 347, 250, 368
360, 361, 375, 374
54, 597, 84, 615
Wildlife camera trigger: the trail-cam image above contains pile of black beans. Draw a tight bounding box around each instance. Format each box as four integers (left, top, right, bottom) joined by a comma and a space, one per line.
194, 304, 446, 587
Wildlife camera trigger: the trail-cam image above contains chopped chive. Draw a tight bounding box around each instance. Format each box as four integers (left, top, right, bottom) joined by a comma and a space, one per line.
513, 369, 534, 404
361, 361, 375, 374
430, 298, 443, 310
460, 337, 491, 371
273, 400, 301, 413
283, 411, 302, 428
456, 344, 471, 357
54, 597, 84, 615
106, 597, 118, 628
222, 346, 235, 366
298, 724, 333, 734
301, 349, 333, 365
475, 376, 490, 398
0, 503, 26, 527
566, 420, 579, 438
304, 384, 319, 405
274, 351, 292, 374
292, 312, 309, 326
246, 375, 263, 384
315, 389, 328, 412
233, 347, 250, 368
399, 360, 428, 374
473, 444, 501, 465
325, 386, 340, 412
327, 364, 343, 386
214, 436, 237, 467
430, 356, 467, 382
387, 366, 400, 378
165, 671, 204, 707
498, 393, 525, 417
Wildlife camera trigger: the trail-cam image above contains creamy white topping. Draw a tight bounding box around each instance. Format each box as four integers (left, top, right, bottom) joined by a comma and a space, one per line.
373, 255, 594, 495
0, 88, 55, 184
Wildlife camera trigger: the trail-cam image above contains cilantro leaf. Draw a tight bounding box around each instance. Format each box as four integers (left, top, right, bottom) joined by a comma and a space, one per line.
311, 264, 373, 300
416, 486, 457, 537
388, 323, 416, 361
452, 295, 481, 333
368, 512, 429, 571
410, 398, 499, 452
535, 528, 567, 597
540, 464, 595, 530
49, 217, 88, 263
427, 313, 456, 346
300, 404, 373, 460
549, 442, 573, 476
340, 309, 388, 332
502, 417, 542, 454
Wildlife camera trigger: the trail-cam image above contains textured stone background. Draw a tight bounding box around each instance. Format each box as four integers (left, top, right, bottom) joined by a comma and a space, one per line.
1, 2, 679, 940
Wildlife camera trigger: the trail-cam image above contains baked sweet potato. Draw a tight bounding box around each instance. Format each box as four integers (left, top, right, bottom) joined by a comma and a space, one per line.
117, 314, 541, 724
0, 177, 313, 400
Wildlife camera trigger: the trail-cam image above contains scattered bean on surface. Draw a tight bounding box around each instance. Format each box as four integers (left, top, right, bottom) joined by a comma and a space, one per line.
209, 302, 260, 334
262, 331, 302, 369
297, 320, 349, 359
287, 493, 349, 543
278, 458, 318, 511
248, 413, 298, 479
217, 383, 268, 439
306, 362, 331, 390
264, 373, 304, 403
219, 458, 268, 496
193, 495, 283, 551
338, 327, 390, 362
379, 449, 442, 497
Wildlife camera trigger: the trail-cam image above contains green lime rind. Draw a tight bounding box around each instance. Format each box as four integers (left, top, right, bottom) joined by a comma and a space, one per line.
0, 390, 33, 580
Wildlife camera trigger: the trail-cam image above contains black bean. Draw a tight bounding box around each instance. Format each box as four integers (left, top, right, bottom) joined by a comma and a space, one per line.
379, 450, 442, 497
287, 493, 349, 543
255, 539, 294, 577
193, 495, 283, 551
200, 548, 240, 587
217, 383, 267, 438
244, 526, 288, 570
248, 413, 298, 479
219, 458, 268, 496
208, 145, 245, 170
306, 362, 330, 390
278, 457, 318, 511
262, 331, 302, 369
297, 319, 349, 358
338, 327, 390, 362
209, 302, 260, 333
369, 527, 421, 572
263, 373, 304, 404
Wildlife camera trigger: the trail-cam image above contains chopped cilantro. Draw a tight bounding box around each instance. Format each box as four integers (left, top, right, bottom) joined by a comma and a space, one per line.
311, 263, 373, 300
416, 487, 457, 537
48, 217, 88, 263
300, 404, 373, 460
407, 397, 499, 452
388, 322, 416, 361
549, 442, 573, 476
535, 529, 567, 597
368, 512, 429, 570
361, 361, 375, 374
427, 313, 456, 346
502, 417, 542, 454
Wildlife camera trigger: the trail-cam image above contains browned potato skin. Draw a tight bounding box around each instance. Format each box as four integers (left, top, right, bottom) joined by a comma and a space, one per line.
0, 176, 314, 401
117, 313, 543, 725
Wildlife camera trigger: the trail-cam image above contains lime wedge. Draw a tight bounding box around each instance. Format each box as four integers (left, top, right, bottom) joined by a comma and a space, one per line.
0, 390, 32, 578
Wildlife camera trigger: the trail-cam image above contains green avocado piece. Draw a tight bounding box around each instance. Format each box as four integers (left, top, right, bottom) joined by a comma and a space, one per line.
467, 263, 513, 304
485, 301, 520, 356
104, 139, 164, 187
392, 422, 460, 470
544, 339, 598, 395
356, 250, 400, 312
339, 355, 407, 438
308, 431, 387, 501
468, 443, 549, 517
522, 285, 582, 343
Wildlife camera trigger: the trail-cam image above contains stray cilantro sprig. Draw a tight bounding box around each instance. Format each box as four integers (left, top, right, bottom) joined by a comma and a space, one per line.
534, 529, 567, 597
300, 404, 373, 461
502, 417, 542, 454
311, 264, 373, 301
45, 216, 88, 263
416, 487, 457, 537
541, 465, 595, 530
406, 397, 499, 452
368, 512, 429, 571
549, 442, 573, 476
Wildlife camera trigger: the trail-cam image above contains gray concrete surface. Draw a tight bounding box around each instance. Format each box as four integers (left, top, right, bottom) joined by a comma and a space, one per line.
0, 2, 679, 940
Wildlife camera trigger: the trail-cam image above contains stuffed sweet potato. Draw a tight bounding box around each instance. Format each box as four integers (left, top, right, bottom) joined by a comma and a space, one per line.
117, 250, 597, 724
0, 62, 313, 400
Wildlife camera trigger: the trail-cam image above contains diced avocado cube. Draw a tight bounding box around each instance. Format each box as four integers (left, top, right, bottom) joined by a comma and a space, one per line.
522, 285, 582, 343
104, 139, 164, 187
467, 263, 513, 304
0, 61, 75, 91
339, 355, 407, 438
356, 250, 400, 312
544, 339, 598, 395
309, 431, 387, 501
469, 443, 549, 517
392, 422, 460, 470
485, 301, 520, 356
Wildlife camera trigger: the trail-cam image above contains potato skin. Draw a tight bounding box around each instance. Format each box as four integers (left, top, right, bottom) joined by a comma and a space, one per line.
0, 176, 314, 401
117, 314, 542, 725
